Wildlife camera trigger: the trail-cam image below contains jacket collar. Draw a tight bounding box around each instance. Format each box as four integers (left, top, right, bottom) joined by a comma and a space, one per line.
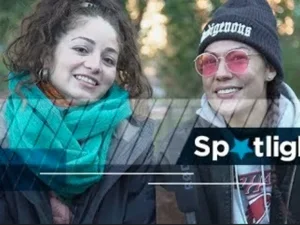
196, 82, 300, 128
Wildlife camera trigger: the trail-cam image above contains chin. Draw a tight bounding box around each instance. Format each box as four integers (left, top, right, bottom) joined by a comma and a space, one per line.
215, 106, 237, 117
209, 98, 239, 114
74, 91, 102, 101
68, 96, 98, 106
214, 100, 256, 120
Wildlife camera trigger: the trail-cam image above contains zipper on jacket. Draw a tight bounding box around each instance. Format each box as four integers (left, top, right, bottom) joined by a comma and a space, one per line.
229, 165, 234, 224
70, 204, 78, 224
284, 165, 297, 224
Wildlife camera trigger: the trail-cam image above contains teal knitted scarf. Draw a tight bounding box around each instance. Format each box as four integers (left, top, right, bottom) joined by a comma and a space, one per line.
5, 72, 132, 199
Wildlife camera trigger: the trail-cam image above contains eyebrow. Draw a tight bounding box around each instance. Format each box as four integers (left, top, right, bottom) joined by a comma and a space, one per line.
72, 36, 95, 45
71, 36, 119, 54
105, 47, 119, 55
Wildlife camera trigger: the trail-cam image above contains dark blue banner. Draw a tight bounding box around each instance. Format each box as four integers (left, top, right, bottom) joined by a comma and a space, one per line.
177, 128, 300, 165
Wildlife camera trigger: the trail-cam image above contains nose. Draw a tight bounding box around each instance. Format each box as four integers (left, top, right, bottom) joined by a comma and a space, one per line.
214, 57, 233, 80
84, 55, 102, 74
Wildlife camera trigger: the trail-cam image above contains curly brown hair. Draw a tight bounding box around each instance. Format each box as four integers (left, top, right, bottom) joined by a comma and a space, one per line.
3, 0, 152, 99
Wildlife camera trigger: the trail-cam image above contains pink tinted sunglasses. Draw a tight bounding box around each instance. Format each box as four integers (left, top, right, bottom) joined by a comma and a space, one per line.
194, 49, 260, 77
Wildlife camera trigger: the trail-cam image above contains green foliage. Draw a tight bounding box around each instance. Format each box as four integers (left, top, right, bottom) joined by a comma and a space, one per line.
156, 0, 300, 97
280, 1, 300, 95
0, 0, 35, 44
1, 0, 300, 98
0, 0, 35, 78
155, 0, 204, 98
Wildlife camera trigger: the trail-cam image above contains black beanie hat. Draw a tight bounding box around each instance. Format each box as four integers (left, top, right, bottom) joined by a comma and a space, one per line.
198, 0, 283, 79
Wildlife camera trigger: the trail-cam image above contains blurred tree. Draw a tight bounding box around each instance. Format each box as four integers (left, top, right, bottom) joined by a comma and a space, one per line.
0, 0, 35, 45
154, 0, 204, 98
154, 0, 223, 98
123, 0, 149, 32
154, 0, 299, 97
0, 0, 35, 89
0, 0, 299, 98
280, 1, 300, 95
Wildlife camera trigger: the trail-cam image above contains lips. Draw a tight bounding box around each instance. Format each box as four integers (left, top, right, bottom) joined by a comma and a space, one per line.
214, 86, 243, 98
216, 87, 241, 94
74, 74, 99, 86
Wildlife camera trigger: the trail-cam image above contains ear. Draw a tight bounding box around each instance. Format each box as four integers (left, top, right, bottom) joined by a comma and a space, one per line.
265, 65, 276, 82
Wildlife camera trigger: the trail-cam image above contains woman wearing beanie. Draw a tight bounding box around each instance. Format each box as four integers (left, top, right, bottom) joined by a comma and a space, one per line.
0, 0, 156, 224
155, 0, 300, 224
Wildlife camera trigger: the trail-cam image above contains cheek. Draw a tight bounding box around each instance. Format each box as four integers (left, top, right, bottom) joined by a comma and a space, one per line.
65, 57, 83, 71
103, 69, 117, 85
242, 73, 266, 98
202, 78, 213, 93
54, 50, 83, 72
246, 61, 267, 83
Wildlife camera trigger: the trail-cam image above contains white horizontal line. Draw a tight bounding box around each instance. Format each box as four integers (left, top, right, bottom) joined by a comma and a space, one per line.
148, 182, 266, 186
39, 172, 194, 176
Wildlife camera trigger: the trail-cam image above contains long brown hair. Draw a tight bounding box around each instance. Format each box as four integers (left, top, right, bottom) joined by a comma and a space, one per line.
3, 0, 152, 100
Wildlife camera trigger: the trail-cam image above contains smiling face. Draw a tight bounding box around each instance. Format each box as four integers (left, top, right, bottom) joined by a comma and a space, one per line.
201, 40, 276, 119
47, 16, 120, 105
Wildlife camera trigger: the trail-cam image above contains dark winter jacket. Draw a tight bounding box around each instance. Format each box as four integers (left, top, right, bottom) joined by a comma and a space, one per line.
154, 83, 300, 224
0, 109, 156, 224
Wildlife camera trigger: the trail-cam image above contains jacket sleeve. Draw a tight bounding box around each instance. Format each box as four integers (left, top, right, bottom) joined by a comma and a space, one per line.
0, 191, 13, 224
0, 111, 13, 224
123, 151, 156, 224
0, 152, 14, 224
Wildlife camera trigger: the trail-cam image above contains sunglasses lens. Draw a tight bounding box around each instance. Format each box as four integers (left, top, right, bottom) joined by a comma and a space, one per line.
195, 53, 218, 77
226, 50, 249, 74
